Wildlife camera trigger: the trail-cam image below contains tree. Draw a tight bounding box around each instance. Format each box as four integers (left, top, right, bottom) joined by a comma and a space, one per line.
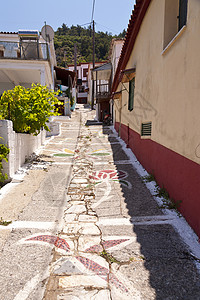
54, 25, 117, 66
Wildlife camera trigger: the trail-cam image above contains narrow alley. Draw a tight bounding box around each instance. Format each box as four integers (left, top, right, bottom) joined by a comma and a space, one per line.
0, 105, 200, 300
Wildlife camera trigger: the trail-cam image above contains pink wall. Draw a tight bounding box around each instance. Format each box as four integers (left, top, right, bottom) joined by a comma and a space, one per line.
115, 122, 200, 238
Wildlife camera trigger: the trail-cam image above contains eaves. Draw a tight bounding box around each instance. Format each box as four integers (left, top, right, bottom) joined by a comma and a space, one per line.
112, 0, 152, 93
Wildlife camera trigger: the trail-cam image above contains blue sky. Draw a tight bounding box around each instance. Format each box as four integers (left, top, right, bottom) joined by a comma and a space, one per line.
0, 0, 135, 35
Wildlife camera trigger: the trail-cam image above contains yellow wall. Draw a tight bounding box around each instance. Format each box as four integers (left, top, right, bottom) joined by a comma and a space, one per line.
115, 0, 200, 164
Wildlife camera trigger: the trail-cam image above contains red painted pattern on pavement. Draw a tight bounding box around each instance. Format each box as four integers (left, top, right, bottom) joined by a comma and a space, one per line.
26, 235, 70, 251
76, 256, 128, 293
85, 239, 130, 253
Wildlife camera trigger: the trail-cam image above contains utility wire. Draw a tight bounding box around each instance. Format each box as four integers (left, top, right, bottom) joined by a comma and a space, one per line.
78, 22, 92, 27
95, 22, 119, 34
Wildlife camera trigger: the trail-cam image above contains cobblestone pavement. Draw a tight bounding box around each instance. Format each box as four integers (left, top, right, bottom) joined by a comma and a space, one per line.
42, 106, 200, 300
0, 111, 80, 300
1, 105, 200, 300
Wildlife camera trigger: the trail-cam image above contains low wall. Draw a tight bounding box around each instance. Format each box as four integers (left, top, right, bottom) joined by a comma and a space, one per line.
57, 96, 72, 117
0, 120, 46, 179
46, 120, 60, 137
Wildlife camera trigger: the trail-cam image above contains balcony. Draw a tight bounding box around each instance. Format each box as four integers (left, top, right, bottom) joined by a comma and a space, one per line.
95, 83, 111, 102
78, 92, 88, 98
92, 63, 112, 103
0, 41, 50, 60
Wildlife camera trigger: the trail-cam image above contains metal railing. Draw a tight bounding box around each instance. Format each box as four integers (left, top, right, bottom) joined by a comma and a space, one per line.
0, 41, 50, 60
95, 83, 111, 99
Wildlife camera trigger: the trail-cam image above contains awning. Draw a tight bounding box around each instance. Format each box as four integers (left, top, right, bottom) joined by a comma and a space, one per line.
112, 91, 122, 100
92, 63, 112, 81
120, 68, 136, 83
54, 66, 76, 87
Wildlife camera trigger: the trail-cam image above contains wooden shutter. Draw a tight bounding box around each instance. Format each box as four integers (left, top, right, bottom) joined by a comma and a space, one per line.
128, 77, 135, 111
178, 0, 188, 31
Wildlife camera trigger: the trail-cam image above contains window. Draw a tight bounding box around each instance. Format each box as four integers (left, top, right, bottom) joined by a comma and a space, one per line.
0, 45, 4, 57
83, 68, 88, 78
141, 122, 152, 137
178, 0, 188, 31
78, 86, 85, 93
128, 77, 135, 111
163, 0, 188, 49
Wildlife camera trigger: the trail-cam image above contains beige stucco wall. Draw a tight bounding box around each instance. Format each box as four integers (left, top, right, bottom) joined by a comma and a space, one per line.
115, 0, 200, 164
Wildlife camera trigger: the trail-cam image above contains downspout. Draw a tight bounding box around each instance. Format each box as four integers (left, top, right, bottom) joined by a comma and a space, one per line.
119, 84, 122, 137
127, 123, 130, 148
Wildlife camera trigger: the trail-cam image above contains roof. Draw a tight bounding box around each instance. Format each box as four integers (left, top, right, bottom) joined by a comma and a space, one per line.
92, 63, 112, 81
0, 32, 18, 35
93, 62, 112, 72
54, 66, 76, 87
112, 0, 152, 93
68, 61, 108, 67
109, 38, 124, 58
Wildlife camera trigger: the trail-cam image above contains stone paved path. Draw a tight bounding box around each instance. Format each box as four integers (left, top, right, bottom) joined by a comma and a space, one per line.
42, 106, 200, 300
0, 111, 80, 300
1, 105, 200, 300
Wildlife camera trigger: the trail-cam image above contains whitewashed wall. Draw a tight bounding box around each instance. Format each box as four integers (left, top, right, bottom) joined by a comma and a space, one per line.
0, 120, 46, 179
46, 120, 60, 137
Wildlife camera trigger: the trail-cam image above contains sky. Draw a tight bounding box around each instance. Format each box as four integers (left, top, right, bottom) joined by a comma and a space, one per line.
0, 0, 135, 35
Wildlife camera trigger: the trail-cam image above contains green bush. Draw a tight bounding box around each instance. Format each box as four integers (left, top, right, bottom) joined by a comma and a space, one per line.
0, 139, 9, 182
70, 96, 75, 107
0, 84, 61, 135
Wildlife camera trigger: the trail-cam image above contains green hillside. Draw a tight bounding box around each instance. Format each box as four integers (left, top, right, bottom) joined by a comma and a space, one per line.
54, 24, 125, 67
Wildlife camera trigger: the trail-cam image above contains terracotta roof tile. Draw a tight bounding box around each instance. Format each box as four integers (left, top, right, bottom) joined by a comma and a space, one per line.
0, 31, 18, 34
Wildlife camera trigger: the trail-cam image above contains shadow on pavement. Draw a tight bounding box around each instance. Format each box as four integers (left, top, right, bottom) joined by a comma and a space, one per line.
85, 120, 103, 126
101, 125, 200, 300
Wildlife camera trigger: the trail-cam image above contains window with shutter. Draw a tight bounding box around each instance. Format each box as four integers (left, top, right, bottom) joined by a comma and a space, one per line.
178, 0, 188, 31
128, 77, 135, 111
163, 0, 187, 49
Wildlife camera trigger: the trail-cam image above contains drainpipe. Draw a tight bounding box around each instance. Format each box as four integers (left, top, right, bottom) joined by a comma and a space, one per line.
127, 123, 130, 148
119, 85, 122, 137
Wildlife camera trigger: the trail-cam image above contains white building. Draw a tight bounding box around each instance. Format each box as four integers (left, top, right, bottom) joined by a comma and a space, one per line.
0, 30, 56, 94
69, 62, 106, 104
68, 62, 89, 104
109, 38, 124, 122
109, 38, 124, 83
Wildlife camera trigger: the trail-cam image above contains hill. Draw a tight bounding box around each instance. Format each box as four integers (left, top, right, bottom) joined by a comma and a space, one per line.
54, 24, 125, 67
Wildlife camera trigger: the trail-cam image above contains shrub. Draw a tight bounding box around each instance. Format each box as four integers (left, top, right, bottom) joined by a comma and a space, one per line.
0, 139, 9, 182
0, 84, 61, 135
70, 96, 75, 107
